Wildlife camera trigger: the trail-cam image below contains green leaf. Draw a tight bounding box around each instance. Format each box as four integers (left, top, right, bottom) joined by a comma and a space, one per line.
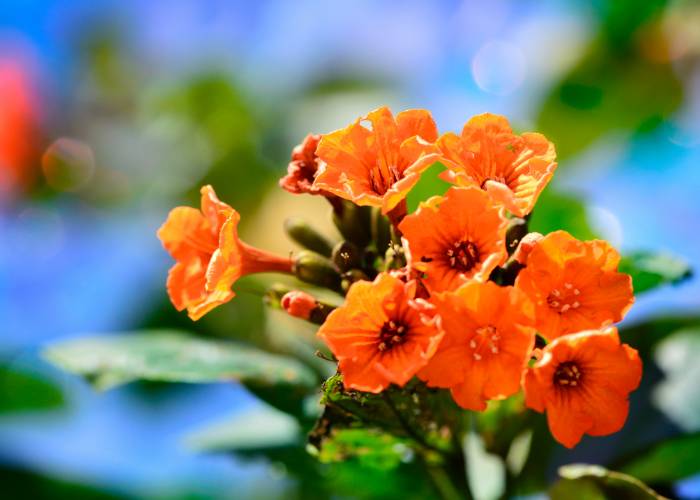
619, 251, 692, 294
315, 428, 411, 470
43, 330, 318, 391
619, 432, 700, 484
550, 464, 667, 500
528, 188, 599, 241
0, 365, 64, 414
652, 329, 700, 431
406, 162, 450, 213
184, 404, 300, 452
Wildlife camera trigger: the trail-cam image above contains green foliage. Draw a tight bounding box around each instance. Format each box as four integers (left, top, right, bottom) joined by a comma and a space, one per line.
619, 432, 700, 485
406, 162, 451, 213
620, 251, 692, 294
0, 365, 64, 414
537, 22, 682, 161
185, 405, 301, 452
652, 329, 700, 431
528, 187, 598, 240
550, 464, 666, 500
316, 428, 410, 470
42, 330, 317, 391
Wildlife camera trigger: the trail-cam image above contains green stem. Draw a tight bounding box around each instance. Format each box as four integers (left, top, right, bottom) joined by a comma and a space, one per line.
424, 460, 465, 500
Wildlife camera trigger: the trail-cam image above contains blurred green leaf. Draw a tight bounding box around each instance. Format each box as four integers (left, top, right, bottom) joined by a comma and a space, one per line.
618, 432, 700, 485
184, 404, 300, 452
620, 251, 692, 294
0, 365, 64, 414
43, 330, 317, 391
0, 463, 123, 500
406, 162, 450, 213
652, 329, 700, 431
316, 428, 411, 470
529, 188, 598, 240
550, 464, 666, 500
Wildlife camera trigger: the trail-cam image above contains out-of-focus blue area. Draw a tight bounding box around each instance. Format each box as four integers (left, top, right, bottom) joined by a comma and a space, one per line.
1, 0, 699, 497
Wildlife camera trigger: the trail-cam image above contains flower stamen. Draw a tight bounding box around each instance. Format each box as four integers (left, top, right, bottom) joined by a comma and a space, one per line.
446, 240, 480, 271
377, 319, 408, 352
547, 283, 582, 314
554, 361, 582, 387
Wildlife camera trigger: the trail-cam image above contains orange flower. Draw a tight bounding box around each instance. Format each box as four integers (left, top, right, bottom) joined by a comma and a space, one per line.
514, 231, 634, 340
419, 281, 536, 410
524, 327, 642, 448
279, 133, 323, 195
158, 185, 293, 320
436, 113, 556, 217
399, 186, 509, 292
317, 273, 444, 393
314, 106, 440, 215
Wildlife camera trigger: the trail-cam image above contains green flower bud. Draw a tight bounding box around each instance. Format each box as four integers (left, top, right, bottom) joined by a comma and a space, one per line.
284, 217, 334, 256
293, 250, 342, 291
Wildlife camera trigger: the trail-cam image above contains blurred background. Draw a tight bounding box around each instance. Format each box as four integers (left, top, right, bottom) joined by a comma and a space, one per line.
1, 0, 699, 498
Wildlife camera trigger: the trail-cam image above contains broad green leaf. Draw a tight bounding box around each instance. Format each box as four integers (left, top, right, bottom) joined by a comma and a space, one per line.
315, 428, 411, 470
184, 404, 300, 452
550, 464, 666, 500
0, 366, 64, 414
43, 330, 317, 391
652, 329, 700, 431
619, 251, 692, 295
619, 433, 700, 484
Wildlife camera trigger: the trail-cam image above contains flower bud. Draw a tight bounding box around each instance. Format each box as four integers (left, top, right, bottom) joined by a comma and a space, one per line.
513, 232, 543, 265
293, 250, 342, 291
284, 217, 334, 257
332, 241, 362, 271
281, 290, 335, 324
331, 200, 371, 247
341, 269, 371, 293
281, 291, 317, 320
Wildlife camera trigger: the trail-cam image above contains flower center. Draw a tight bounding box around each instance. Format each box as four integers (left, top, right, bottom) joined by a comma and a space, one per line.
446, 240, 480, 272
480, 175, 508, 189
377, 319, 408, 352
468, 325, 500, 361
554, 361, 583, 387
369, 164, 401, 195
546, 282, 581, 313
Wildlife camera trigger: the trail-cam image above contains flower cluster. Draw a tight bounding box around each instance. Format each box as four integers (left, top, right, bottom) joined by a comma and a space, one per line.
158, 106, 641, 448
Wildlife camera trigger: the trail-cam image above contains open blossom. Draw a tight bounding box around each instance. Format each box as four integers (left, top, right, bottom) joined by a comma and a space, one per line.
436, 113, 556, 217
419, 281, 536, 410
399, 187, 509, 292
314, 106, 440, 215
158, 185, 293, 320
317, 273, 444, 392
524, 327, 642, 448
515, 230, 634, 340
279, 133, 323, 195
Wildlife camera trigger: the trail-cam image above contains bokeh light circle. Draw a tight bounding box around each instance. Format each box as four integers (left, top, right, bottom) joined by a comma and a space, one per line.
471, 41, 526, 96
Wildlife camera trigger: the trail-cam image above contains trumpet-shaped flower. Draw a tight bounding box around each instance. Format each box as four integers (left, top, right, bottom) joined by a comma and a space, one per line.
419, 281, 536, 410
524, 327, 642, 448
399, 187, 509, 292
317, 273, 444, 392
314, 106, 439, 215
158, 185, 293, 320
514, 230, 634, 340
437, 113, 556, 217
